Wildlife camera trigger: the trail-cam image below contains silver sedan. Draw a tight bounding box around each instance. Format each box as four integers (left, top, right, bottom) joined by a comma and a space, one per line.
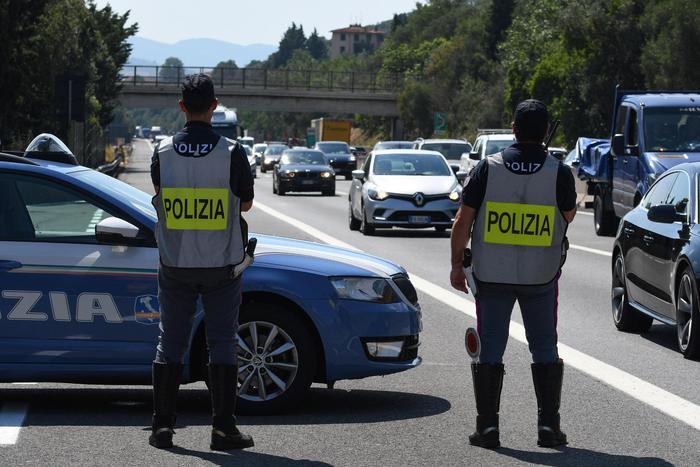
348, 149, 466, 235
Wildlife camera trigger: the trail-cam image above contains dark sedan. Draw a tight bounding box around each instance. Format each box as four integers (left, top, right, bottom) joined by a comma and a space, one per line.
612, 163, 700, 359
272, 149, 336, 196
314, 141, 356, 180
260, 144, 287, 173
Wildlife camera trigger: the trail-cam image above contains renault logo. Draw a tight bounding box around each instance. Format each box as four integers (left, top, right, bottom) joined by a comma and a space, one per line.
413, 193, 425, 207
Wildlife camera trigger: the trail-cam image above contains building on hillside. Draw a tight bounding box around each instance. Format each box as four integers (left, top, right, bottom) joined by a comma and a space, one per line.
329, 25, 386, 59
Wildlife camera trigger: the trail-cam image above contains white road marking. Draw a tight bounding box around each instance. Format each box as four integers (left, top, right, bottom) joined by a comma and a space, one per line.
569, 243, 612, 257
10, 383, 37, 386
577, 211, 594, 216
0, 403, 28, 445
255, 200, 700, 431
336, 190, 348, 197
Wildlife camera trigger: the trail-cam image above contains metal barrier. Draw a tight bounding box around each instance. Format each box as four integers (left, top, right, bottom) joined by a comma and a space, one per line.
120, 66, 402, 93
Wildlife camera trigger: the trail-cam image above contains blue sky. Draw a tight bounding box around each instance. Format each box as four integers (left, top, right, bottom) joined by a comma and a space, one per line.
94, 0, 424, 45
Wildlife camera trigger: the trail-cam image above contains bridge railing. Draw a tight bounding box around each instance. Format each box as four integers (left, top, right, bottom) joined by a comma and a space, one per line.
120, 66, 402, 93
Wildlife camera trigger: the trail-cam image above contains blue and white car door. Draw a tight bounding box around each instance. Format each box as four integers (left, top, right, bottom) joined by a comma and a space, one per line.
0, 171, 160, 365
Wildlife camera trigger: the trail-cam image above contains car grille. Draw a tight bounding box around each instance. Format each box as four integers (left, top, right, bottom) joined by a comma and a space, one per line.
392, 273, 418, 305
389, 193, 450, 202
295, 172, 319, 178
387, 211, 453, 223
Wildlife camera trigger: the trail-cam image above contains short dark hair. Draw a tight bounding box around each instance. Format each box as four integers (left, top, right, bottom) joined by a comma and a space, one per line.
181, 74, 215, 113
513, 99, 549, 142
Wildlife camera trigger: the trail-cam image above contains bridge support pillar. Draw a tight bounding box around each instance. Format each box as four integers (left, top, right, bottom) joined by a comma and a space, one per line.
390, 117, 404, 140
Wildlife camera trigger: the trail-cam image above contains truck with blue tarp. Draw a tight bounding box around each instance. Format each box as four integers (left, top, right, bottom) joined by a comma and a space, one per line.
577, 87, 700, 235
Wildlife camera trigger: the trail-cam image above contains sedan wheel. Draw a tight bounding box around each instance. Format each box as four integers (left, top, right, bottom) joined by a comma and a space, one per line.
611, 253, 652, 333
236, 303, 316, 414
360, 205, 375, 236
348, 201, 361, 231
676, 271, 700, 359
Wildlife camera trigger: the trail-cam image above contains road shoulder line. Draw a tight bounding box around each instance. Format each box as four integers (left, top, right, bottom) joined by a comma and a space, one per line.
0, 403, 28, 446
254, 200, 700, 431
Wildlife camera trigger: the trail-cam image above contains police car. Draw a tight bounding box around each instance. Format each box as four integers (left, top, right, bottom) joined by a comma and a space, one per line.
0, 135, 422, 414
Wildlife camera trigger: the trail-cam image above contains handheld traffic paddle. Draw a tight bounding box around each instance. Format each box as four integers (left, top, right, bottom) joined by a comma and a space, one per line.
465, 327, 481, 363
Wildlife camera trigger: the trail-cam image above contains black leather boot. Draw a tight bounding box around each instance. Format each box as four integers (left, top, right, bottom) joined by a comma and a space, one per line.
531, 359, 568, 447
208, 364, 255, 451
468, 363, 504, 449
149, 361, 182, 449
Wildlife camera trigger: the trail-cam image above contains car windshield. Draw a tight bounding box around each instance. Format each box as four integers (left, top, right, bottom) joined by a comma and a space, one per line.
421, 142, 472, 160
281, 151, 326, 165
317, 142, 349, 154
374, 141, 414, 150
253, 144, 267, 152
485, 139, 514, 155
73, 170, 157, 221
244, 146, 252, 155
265, 145, 287, 155
373, 153, 451, 176
645, 107, 700, 152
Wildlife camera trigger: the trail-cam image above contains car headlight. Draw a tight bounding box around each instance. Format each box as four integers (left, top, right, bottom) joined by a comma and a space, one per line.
284, 170, 296, 178
330, 277, 398, 303
368, 188, 389, 201
349, 154, 356, 161
449, 191, 461, 202
320, 172, 332, 178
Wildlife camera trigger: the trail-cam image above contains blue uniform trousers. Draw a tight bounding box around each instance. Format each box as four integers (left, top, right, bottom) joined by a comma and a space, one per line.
155, 264, 241, 365
475, 277, 560, 364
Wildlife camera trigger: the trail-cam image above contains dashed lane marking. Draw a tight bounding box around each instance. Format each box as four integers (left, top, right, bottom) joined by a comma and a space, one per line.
255, 200, 700, 431
0, 403, 28, 446
569, 244, 612, 257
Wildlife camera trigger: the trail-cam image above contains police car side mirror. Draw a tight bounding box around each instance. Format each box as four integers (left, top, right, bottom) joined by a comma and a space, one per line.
95, 217, 144, 246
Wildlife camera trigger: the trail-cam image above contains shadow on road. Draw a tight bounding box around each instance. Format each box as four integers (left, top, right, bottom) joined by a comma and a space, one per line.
640, 323, 682, 355
1, 386, 451, 427
497, 446, 673, 466
168, 447, 331, 467
369, 229, 450, 239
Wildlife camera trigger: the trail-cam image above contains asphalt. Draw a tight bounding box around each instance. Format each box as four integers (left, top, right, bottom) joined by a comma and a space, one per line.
1, 139, 698, 466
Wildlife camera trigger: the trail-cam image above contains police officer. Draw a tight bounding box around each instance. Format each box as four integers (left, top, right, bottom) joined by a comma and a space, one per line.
149, 74, 254, 450
450, 100, 577, 449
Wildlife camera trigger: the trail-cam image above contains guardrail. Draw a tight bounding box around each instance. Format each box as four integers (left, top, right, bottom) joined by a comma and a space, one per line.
120, 66, 402, 93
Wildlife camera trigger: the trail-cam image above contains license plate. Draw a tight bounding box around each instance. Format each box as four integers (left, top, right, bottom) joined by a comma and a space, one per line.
408, 215, 431, 224
301, 180, 315, 185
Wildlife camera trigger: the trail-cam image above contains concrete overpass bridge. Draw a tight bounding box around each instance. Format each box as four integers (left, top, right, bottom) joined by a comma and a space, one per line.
118, 66, 402, 118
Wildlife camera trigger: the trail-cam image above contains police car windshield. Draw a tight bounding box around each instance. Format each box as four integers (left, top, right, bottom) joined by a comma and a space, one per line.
421, 142, 472, 160
373, 153, 451, 176
317, 142, 349, 154
73, 170, 157, 221
281, 151, 326, 165
645, 107, 700, 152
265, 145, 286, 155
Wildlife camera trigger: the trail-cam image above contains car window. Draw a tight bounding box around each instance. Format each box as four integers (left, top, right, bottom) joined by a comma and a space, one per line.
0, 172, 115, 243
316, 142, 349, 154
281, 151, 326, 165
265, 145, 286, 155
420, 142, 472, 160
373, 153, 451, 176
472, 139, 482, 156
362, 155, 372, 173
643, 173, 678, 210
628, 108, 639, 146
485, 140, 514, 156
666, 174, 690, 215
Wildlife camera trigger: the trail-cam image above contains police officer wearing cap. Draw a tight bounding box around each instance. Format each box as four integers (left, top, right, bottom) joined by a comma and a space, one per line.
450, 99, 577, 449
149, 74, 255, 450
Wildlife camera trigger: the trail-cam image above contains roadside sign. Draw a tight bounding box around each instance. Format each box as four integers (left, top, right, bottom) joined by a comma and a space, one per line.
434, 112, 447, 135
306, 128, 316, 147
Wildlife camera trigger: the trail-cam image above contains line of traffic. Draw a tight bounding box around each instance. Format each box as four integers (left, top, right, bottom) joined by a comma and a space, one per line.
254, 199, 700, 431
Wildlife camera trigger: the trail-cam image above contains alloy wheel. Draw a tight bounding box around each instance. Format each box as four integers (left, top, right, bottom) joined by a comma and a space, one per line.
612, 255, 626, 324
677, 275, 694, 353
236, 321, 299, 402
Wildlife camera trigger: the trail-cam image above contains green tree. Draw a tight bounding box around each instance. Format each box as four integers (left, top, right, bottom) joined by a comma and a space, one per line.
212, 59, 238, 85
159, 56, 183, 84
306, 28, 328, 60
398, 81, 434, 138
641, 0, 700, 88
269, 23, 307, 68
